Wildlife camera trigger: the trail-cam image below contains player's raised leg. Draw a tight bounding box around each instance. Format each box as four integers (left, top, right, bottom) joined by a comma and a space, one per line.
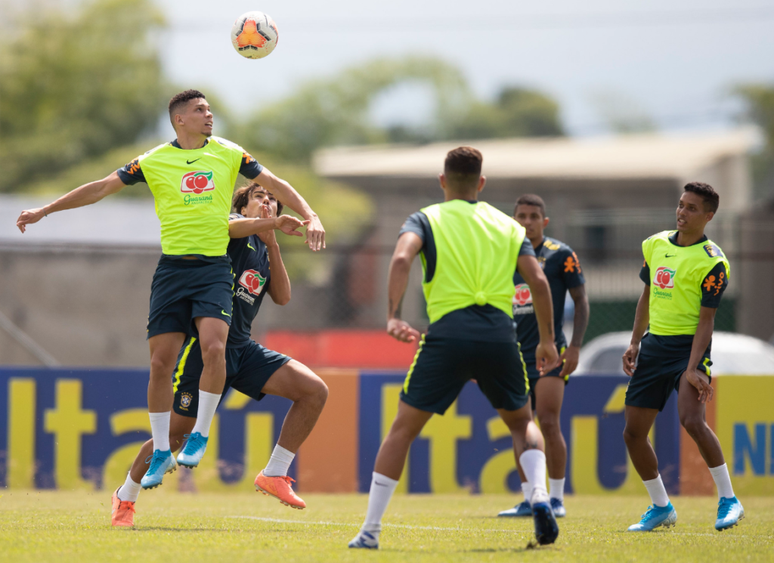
623, 405, 677, 531
112, 412, 192, 527
498, 405, 559, 545
253, 360, 328, 509
677, 375, 743, 530
141, 332, 186, 489
177, 316, 229, 468
349, 400, 434, 549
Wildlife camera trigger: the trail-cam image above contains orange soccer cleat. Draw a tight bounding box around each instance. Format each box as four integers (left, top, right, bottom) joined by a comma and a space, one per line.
111, 488, 136, 527
254, 471, 306, 509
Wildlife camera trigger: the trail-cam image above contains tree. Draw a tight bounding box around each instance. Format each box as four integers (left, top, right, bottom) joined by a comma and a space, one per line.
235, 57, 472, 163
0, 0, 166, 193
447, 86, 564, 139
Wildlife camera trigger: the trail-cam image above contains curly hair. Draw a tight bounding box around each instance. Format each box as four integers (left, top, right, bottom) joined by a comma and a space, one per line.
684, 182, 719, 213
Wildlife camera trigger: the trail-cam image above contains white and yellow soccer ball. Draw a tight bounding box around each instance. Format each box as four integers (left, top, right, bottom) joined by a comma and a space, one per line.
231, 11, 279, 59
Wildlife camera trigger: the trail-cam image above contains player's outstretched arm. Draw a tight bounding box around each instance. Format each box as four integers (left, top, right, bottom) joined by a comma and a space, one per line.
623, 285, 650, 376
16, 171, 127, 233
386, 232, 423, 343
560, 284, 590, 377
517, 254, 558, 374
256, 168, 326, 252
228, 215, 307, 239
683, 306, 716, 403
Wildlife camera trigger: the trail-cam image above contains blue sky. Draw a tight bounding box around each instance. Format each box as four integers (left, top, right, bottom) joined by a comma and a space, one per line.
150, 0, 774, 135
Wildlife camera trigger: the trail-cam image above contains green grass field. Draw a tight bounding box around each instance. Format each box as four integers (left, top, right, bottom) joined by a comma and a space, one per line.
1, 491, 772, 562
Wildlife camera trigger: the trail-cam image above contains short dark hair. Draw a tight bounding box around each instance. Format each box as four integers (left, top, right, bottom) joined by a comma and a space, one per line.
444, 146, 483, 192
514, 194, 546, 217
683, 182, 719, 213
232, 182, 284, 216
168, 89, 206, 124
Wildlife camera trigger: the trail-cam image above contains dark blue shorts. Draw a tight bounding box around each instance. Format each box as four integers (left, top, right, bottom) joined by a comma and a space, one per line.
400, 335, 530, 415
525, 344, 569, 410
625, 333, 712, 412
147, 255, 234, 339
172, 337, 291, 418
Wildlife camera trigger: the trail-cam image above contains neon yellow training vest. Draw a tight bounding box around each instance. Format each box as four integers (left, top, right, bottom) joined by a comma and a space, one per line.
137, 137, 247, 256
643, 231, 730, 336
420, 200, 526, 324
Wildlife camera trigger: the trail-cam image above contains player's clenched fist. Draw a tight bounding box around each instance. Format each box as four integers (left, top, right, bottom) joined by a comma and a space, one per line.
387, 318, 420, 343
16, 208, 46, 233
622, 343, 639, 376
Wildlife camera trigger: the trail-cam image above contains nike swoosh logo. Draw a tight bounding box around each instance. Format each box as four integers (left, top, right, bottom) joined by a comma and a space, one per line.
221, 310, 231, 317
374, 481, 389, 487
247, 243, 256, 251
187, 158, 201, 164
665, 253, 676, 258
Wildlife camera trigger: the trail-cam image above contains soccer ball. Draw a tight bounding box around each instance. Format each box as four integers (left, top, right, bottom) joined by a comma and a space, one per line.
231, 11, 279, 59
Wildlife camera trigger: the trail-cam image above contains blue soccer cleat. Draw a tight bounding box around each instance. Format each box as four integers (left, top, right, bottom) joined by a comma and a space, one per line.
531, 500, 560, 545
348, 530, 379, 549
176, 432, 209, 468
498, 501, 532, 517
627, 503, 677, 532
550, 498, 566, 518
140, 449, 176, 489
715, 497, 744, 531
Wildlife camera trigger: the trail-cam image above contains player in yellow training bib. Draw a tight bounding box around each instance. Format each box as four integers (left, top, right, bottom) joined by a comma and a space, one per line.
16, 89, 325, 491
621, 182, 743, 533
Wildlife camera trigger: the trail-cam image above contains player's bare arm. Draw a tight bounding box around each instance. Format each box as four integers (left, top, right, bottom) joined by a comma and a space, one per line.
228, 215, 307, 239
256, 168, 326, 251
560, 284, 590, 377
517, 254, 558, 374
386, 232, 423, 343
683, 306, 716, 404
16, 170, 127, 233
259, 203, 292, 306
623, 285, 650, 376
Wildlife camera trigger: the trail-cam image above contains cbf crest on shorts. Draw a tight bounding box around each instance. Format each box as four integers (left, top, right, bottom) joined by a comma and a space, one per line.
180, 392, 193, 410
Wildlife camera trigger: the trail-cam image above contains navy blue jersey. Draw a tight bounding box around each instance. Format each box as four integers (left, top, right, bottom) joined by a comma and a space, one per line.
512, 236, 585, 361
227, 213, 272, 348
399, 206, 535, 342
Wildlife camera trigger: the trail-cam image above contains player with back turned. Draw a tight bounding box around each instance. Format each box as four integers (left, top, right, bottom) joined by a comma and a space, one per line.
498, 194, 589, 519
348, 147, 560, 550
622, 182, 744, 532
16, 89, 325, 490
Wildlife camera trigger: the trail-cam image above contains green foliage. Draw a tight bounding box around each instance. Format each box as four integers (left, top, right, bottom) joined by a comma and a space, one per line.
235, 57, 472, 162
0, 0, 166, 193
447, 87, 564, 140
235, 57, 564, 163
737, 84, 774, 199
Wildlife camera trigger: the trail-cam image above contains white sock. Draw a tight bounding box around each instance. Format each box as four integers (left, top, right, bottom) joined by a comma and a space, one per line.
519, 450, 548, 503
708, 463, 735, 500
263, 444, 296, 477
362, 472, 399, 535
191, 390, 220, 437
148, 411, 170, 451
643, 474, 670, 507
117, 472, 141, 503
549, 478, 565, 501
521, 481, 532, 504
